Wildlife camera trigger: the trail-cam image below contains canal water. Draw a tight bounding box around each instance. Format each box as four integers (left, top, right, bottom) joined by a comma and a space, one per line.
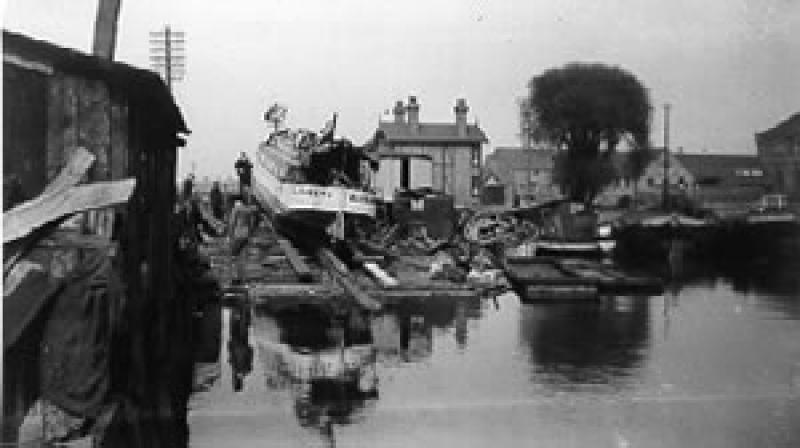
188, 260, 800, 447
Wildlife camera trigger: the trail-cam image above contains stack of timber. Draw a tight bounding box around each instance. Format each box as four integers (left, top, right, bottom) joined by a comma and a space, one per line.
503, 256, 663, 303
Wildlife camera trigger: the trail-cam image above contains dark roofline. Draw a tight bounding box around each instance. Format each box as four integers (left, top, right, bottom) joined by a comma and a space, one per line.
376, 121, 488, 144
756, 113, 800, 141
385, 136, 487, 144
3, 29, 189, 135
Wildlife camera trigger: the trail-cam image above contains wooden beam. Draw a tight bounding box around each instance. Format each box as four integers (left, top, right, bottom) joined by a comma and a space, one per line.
363, 262, 398, 288
277, 238, 313, 283
92, 0, 122, 60
4, 178, 136, 243
317, 248, 381, 311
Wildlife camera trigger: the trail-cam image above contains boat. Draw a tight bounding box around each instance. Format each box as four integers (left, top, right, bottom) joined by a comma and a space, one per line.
252, 115, 378, 240
711, 194, 800, 260
523, 238, 616, 257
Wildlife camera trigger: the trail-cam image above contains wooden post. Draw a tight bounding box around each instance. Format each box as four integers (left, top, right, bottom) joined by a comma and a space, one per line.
92, 0, 122, 60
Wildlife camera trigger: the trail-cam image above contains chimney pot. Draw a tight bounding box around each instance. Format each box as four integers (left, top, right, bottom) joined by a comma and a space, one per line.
407, 95, 420, 133
454, 98, 469, 137
393, 100, 406, 124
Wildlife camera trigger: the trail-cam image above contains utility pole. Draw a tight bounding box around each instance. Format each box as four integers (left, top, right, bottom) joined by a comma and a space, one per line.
149, 25, 185, 92
662, 103, 671, 210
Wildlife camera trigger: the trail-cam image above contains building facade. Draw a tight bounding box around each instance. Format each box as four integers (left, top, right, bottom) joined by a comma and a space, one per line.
483, 147, 561, 207
599, 151, 769, 213
371, 96, 488, 208
756, 113, 800, 200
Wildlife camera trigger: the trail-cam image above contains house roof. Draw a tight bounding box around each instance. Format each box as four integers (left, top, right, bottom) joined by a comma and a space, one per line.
376, 121, 488, 144
487, 147, 556, 169
484, 147, 556, 184
674, 153, 767, 186
3, 29, 189, 136
756, 113, 800, 143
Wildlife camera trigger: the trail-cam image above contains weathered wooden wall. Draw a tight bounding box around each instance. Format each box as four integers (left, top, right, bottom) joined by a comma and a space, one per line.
4, 36, 189, 444
3, 64, 48, 197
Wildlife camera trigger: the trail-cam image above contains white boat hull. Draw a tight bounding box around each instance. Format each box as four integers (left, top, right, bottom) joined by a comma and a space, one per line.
251, 149, 376, 231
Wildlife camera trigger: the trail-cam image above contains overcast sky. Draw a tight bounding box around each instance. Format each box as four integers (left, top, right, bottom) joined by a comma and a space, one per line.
4, 0, 799, 178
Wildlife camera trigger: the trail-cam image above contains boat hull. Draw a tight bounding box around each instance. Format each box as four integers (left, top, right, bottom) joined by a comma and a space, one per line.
251, 154, 376, 236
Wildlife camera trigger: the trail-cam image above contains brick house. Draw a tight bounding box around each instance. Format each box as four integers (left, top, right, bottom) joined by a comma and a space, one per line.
756, 113, 800, 200
371, 96, 488, 208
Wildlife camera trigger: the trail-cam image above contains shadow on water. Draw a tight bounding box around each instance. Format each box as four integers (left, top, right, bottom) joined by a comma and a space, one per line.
519, 298, 651, 392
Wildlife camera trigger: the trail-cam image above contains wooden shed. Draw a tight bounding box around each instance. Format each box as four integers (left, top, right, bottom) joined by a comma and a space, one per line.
3, 30, 190, 445
3, 29, 188, 300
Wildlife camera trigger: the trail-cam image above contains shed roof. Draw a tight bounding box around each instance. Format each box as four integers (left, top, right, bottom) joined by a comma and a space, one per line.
376, 121, 488, 144
3, 29, 189, 136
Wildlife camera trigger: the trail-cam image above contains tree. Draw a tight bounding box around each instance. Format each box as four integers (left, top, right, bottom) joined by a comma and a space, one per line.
524, 62, 652, 205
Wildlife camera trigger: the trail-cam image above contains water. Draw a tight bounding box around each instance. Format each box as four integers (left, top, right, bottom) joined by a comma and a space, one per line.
188, 261, 800, 447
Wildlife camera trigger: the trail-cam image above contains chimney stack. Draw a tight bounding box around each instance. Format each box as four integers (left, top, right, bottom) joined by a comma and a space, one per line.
454, 98, 469, 137
407, 96, 420, 134
392, 100, 406, 124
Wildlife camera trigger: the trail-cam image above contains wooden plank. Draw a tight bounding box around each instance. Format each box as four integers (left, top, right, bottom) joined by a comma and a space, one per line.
38, 229, 115, 250
363, 262, 398, 288
109, 94, 128, 179
3, 178, 136, 243
277, 238, 313, 282
79, 78, 112, 181
317, 248, 381, 311
46, 74, 65, 180
62, 76, 80, 159
18, 146, 94, 200
373, 289, 478, 300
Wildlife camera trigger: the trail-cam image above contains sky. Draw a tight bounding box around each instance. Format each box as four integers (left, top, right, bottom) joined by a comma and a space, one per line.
3, 0, 799, 179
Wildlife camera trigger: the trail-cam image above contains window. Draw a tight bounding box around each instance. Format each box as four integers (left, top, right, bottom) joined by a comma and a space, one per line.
471, 147, 481, 168
471, 175, 481, 196
472, 176, 482, 196
697, 176, 721, 186
647, 178, 654, 187
750, 169, 763, 177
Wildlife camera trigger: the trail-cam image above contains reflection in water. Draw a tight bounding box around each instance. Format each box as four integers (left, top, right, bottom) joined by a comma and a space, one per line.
371, 297, 483, 362
520, 299, 651, 391
190, 259, 800, 447
227, 303, 253, 392
254, 306, 378, 445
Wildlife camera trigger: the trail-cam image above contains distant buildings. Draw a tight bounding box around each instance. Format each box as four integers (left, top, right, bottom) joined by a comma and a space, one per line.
370, 96, 488, 208
483, 147, 561, 207
598, 151, 769, 213
756, 113, 800, 200
485, 145, 770, 213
